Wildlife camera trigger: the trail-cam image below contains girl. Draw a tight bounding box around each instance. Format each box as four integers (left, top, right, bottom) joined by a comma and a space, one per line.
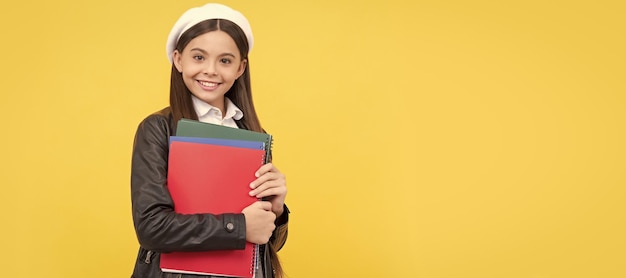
130, 3, 289, 278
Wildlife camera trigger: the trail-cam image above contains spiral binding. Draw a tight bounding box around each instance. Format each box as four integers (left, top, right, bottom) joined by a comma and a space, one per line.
250, 136, 271, 276
265, 135, 274, 163
249, 243, 258, 276
246, 134, 274, 276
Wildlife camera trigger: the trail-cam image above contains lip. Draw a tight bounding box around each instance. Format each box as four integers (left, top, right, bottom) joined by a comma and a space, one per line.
197, 80, 221, 91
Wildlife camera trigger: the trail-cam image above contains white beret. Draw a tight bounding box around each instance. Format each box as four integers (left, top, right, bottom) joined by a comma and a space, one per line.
166, 3, 254, 63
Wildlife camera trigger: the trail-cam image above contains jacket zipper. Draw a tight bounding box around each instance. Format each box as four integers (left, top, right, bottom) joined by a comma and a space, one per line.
144, 250, 153, 264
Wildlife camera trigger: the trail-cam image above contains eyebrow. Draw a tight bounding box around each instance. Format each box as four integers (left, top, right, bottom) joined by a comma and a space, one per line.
190, 48, 236, 58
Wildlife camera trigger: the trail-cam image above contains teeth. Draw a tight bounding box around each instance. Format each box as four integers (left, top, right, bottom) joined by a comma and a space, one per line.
199, 81, 218, 87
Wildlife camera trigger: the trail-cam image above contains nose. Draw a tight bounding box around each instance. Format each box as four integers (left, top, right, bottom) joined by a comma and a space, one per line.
204, 62, 218, 76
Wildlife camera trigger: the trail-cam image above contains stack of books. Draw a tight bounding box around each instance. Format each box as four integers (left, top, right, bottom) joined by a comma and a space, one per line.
160, 119, 273, 278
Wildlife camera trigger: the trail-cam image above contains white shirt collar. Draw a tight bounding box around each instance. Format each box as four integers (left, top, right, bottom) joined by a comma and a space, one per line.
191, 95, 244, 121
190, 96, 243, 128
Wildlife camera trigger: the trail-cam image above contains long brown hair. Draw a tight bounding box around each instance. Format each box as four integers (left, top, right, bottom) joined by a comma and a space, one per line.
170, 19, 263, 133
168, 19, 284, 277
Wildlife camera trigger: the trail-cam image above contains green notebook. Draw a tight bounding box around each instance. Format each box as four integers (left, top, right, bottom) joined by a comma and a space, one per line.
175, 119, 273, 163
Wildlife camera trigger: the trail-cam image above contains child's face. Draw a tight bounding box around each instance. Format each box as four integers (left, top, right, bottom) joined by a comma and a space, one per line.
173, 30, 246, 111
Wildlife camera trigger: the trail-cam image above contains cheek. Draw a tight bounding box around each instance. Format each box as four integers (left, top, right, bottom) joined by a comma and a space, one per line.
230, 65, 245, 78
181, 65, 201, 78
181, 71, 198, 86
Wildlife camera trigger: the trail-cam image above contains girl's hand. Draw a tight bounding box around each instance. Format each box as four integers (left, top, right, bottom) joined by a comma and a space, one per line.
242, 201, 276, 244
249, 163, 287, 217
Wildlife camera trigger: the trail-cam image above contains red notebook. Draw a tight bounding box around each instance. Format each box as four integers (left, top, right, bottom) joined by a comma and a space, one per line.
160, 140, 265, 277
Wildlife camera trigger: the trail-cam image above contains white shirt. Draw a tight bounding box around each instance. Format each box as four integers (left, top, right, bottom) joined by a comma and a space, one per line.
191, 95, 244, 128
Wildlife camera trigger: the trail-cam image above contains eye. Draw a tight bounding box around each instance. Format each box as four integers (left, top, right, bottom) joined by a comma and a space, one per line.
220, 58, 232, 64
193, 55, 204, 61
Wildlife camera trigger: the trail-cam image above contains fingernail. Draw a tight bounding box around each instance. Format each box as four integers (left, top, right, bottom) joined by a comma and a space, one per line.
250, 182, 255, 189
249, 191, 255, 196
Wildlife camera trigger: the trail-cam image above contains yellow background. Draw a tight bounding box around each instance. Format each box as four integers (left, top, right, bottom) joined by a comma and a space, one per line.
1, 0, 624, 277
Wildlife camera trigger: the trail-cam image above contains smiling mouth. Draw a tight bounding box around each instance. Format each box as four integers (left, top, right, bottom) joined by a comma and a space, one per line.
198, 80, 219, 87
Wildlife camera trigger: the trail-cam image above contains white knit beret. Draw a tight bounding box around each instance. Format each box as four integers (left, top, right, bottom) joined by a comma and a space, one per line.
166, 3, 254, 63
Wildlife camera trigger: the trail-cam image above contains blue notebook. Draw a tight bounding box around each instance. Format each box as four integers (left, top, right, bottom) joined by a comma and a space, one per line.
169, 136, 265, 150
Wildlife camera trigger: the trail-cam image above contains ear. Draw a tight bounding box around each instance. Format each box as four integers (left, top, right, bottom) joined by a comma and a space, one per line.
236, 58, 247, 79
172, 50, 183, 73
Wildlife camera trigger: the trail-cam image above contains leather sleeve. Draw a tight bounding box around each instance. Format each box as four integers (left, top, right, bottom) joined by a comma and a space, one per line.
130, 113, 247, 253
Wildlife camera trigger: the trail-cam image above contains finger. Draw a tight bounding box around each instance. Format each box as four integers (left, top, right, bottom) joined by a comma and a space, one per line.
257, 201, 272, 211
250, 172, 282, 189
251, 179, 286, 196
255, 186, 287, 199
255, 163, 277, 177
250, 179, 285, 196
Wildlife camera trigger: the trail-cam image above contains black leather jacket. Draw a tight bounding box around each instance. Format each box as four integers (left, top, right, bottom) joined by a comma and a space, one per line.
130, 107, 289, 278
